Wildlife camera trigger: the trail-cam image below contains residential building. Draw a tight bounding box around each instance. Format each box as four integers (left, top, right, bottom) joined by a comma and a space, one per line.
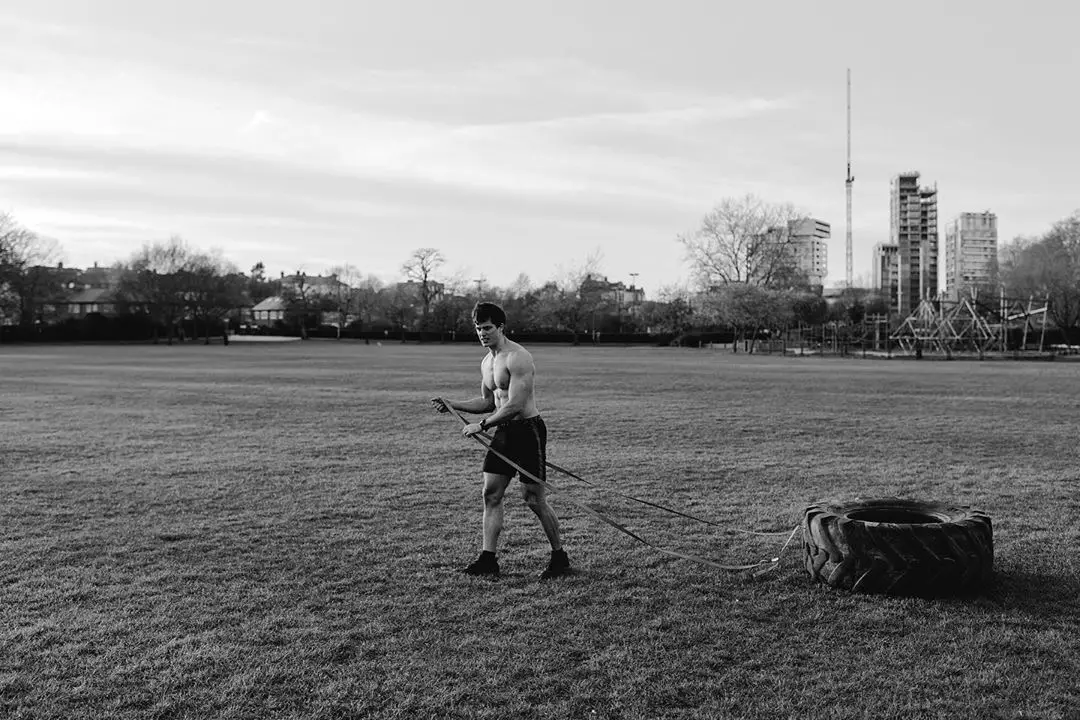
788, 218, 830, 287
390, 279, 445, 308
872, 243, 900, 314
252, 273, 355, 327
944, 211, 998, 301
281, 272, 349, 299
890, 172, 939, 316
579, 274, 646, 310
62, 261, 121, 318
252, 296, 288, 325
66, 287, 116, 318
9, 261, 121, 323
79, 262, 123, 290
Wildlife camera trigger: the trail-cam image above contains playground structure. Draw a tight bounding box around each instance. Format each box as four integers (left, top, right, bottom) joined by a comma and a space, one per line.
887, 292, 1049, 357
719, 290, 1057, 357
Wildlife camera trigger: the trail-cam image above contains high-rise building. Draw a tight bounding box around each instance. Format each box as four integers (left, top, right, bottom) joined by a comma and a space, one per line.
758, 217, 830, 287
788, 218, 830, 288
890, 172, 939, 316
872, 243, 900, 313
944, 211, 998, 301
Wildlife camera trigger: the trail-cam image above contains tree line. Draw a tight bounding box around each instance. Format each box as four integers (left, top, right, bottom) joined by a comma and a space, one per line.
3, 199, 1078, 346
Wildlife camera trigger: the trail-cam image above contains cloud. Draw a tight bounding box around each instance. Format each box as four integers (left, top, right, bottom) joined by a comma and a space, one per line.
240, 110, 272, 134
461, 96, 795, 133
0, 165, 123, 182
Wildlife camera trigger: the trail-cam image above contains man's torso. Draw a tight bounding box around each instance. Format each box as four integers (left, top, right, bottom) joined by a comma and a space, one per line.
482, 340, 539, 421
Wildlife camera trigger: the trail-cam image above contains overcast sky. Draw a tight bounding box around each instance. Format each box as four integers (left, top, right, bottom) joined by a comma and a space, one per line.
2, 0, 1077, 295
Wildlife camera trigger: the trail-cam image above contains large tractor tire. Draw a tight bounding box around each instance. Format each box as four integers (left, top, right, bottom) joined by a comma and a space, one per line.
802, 498, 993, 597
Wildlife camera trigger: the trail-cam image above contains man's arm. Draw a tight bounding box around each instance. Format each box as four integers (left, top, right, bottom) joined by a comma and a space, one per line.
433, 390, 495, 415
431, 363, 497, 415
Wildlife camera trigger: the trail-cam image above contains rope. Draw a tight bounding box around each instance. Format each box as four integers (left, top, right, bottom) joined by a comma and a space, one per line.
543, 457, 791, 537
437, 403, 798, 573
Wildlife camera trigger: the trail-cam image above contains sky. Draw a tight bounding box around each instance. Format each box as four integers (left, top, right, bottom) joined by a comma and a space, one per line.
1, 0, 1078, 296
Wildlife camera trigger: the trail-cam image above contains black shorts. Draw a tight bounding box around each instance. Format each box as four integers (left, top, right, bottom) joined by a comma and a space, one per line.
482, 416, 547, 483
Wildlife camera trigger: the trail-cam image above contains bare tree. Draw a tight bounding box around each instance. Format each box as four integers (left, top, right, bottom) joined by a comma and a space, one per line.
1001, 211, 1080, 343
326, 263, 365, 339
506, 272, 532, 300
425, 267, 484, 337
281, 270, 316, 339
116, 237, 198, 345
642, 284, 695, 337
534, 250, 605, 341
184, 250, 243, 344
678, 195, 808, 288
355, 274, 384, 342
702, 283, 794, 353
400, 248, 444, 331
383, 282, 417, 341
246, 261, 279, 304
0, 213, 65, 328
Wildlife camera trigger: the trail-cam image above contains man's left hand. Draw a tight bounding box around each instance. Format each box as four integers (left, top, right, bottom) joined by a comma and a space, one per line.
462, 423, 484, 437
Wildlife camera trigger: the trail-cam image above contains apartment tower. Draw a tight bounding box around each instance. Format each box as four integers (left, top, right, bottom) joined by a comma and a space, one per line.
944, 211, 998, 301
890, 172, 939, 316
788, 218, 830, 288
872, 243, 900, 313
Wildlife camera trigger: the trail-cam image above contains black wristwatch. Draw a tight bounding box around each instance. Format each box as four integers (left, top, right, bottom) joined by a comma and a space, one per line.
478, 418, 489, 431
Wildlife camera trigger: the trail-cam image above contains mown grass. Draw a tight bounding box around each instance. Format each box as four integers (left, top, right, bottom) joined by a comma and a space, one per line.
1, 341, 1079, 719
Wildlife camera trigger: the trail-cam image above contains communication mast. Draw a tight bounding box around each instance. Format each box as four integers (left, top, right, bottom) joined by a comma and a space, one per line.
845, 68, 854, 288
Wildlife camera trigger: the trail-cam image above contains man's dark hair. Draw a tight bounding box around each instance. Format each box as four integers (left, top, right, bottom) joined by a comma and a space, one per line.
472, 302, 506, 328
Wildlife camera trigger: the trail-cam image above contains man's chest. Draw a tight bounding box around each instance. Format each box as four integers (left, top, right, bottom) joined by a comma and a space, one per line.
483, 357, 511, 390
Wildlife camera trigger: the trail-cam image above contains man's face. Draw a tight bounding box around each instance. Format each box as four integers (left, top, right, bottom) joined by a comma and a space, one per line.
475, 320, 502, 347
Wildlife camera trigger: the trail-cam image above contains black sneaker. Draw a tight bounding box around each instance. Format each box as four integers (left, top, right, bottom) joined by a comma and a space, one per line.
539, 549, 570, 580
463, 552, 499, 577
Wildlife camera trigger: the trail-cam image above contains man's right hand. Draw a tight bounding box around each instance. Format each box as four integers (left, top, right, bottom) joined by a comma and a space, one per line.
431, 397, 450, 413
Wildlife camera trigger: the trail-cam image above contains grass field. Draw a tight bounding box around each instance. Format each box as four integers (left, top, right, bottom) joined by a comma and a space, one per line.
2, 341, 1079, 719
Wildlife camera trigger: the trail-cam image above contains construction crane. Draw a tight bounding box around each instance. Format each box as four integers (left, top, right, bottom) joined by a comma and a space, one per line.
845, 68, 854, 288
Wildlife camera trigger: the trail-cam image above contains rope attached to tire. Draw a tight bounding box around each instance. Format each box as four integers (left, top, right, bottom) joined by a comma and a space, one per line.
439, 403, 798, 574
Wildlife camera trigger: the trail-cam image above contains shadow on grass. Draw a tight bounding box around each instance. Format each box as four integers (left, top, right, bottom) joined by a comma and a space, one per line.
979, 568, 1080, 617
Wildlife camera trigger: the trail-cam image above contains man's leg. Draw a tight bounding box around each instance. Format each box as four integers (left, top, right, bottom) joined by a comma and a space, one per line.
482, 472, 512, 552
522, 482, 570, 579
464, 472, 511, 576
521, 482, 561, 550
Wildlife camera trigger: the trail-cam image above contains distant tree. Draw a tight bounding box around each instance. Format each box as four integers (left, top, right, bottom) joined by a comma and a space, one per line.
281, 271, 317, 339
0, 213, 65, 328
382, 283, 417, 340
401, 248, 444, 331
791, 291, 829, 326
863, 291, 892, 318
326, 263, 365, 339
1000, 211, 1080, 343
679, 195, 808, 288
534, 250, 604, 340
642, 285, 695, 336
703, 283, 793, 353
115, 236, 196, 344
184, 251, 244, 344
507, 272, 532, 300
429, 275, 473, 339
500, 273, 537, 332
247, 261, 279, 304
354, 274, 385, 341
842, 293, 866, 325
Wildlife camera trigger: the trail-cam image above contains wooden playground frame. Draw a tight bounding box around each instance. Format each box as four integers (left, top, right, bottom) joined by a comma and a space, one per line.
886, 292, 1049, 357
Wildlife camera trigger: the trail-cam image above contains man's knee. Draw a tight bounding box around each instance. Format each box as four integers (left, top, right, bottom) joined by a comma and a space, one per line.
482, 476, 509, 507
521, 485, 547, 511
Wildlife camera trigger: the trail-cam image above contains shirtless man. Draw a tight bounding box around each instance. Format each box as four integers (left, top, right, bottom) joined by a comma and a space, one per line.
431, 302, 570, 579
